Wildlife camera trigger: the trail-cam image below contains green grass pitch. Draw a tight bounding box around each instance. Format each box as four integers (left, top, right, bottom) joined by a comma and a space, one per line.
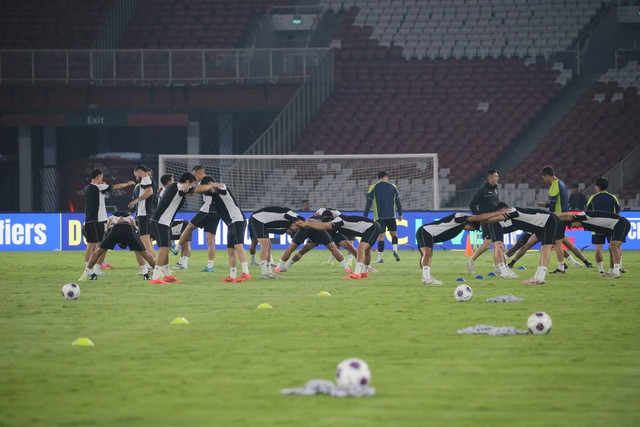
1, 249, 639, 426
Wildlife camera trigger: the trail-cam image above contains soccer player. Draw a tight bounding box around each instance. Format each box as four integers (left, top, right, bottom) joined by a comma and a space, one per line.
469, 203, 562, 284
79, 210, 156, 281
536, 165, 591, 273
569, 183, 587, 210
297, 213, 381, 279
557, 211, 630, 278
156, 173, 192, 267
248, 206, 304, 279
466, 169, 500, 274
586, 177, 623, 275
209, 181, 251, 283
364, 171, 402, 262
127, 165, 156, 271
149, 173, 214, 284
173, 165, 220, 272
416, 213, 478, 284
83, 169, 135, 276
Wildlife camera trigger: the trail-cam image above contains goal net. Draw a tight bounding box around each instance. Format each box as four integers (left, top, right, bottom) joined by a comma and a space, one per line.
158, 154, 439, 212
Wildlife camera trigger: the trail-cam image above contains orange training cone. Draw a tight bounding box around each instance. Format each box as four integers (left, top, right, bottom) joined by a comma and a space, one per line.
465, 234, 473, 256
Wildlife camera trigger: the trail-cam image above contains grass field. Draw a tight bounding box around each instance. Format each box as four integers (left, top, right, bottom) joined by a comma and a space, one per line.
1, 248, 639, 426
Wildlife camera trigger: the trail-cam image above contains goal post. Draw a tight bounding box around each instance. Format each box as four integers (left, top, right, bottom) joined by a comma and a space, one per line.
158, 154, 439, 211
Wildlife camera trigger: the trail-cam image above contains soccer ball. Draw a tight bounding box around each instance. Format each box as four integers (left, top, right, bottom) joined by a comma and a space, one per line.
335, 358, 371, 387
61, 283, 81, 300
454, 284, 473, 302
527, 311, 552, 335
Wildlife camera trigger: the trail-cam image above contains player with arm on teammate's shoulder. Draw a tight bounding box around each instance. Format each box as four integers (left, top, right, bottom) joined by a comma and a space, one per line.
82, 168, 135, 277
364, 171, 403, 263
556, 210, 629, 278
416, 213, 477, 285
469, 202, 562, 285
586, 177, 624, 275
296, 211, 381, 280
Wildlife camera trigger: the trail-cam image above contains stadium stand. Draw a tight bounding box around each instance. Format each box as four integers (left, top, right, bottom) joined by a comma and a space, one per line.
322, 0, 605, 60
0, 0, 112, 49
294, 5, 566, 195
503, 61, 640, 187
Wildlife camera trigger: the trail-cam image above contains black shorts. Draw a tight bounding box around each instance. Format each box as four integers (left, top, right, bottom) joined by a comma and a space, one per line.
416, 227, 434, 249
480, 224, 493, 240
487, 222, 505, 243
376, 218, 397, 233
171, 220, 189, 240
100, 224, 145, 251
516, 232, 533, 247
554, 221, 566, 240
190, 211, 220, 234
248, 216, 270, 239
612, 217, 630, 242
591, 233, 609, 245
359, 222, 382, 246
534, 215, 560, 246
292, 228, 333, 246
137, 215, 151, 236
331, 232, 350, 246
151, 220, 172, 248
83, 221, 106, 243
227, 220, 246, 248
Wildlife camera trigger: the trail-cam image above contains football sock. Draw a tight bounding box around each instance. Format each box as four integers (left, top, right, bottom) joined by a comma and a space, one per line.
346, 254, 354, 264
392, 235, 398, 245
241, 262, 249, 275
422, 266, 431, 280
152, 266, 162, 280
354, 263, 364, 275
229, 267, 237, 279
339, 260, 349, 271
285, 259, 296, 270
269, 254, 275, 264
162, 264, 171, 276
613, 264, 620, 275
377, 241, 384, 253
377, 252, 384, 261
276, 259, 285, 270
206, 259, 214, 268
180, 256, 189, 267
328, 255, 335, 262
83, 268, 91, 275
557, 262, 565, 272
498, 263, 509, 275
597, 261, 604, 272
92, 264, 101, 274
538, 266, 548, 280
392, 244, 398, 252
507, 260, 515, 268
250, 254, 256, 264
260, 260, 268, 275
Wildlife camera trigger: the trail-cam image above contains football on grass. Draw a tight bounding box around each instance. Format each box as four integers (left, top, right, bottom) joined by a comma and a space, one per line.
335, 358, 371, 387
454, 284, 473, 302
527, 311, 552, 335
61, 283, 81, 300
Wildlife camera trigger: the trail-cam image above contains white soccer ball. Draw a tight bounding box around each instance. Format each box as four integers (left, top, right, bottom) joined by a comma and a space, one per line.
61, 283, 81, 300
527, 311, 552, 335
335, 358, 371, 387
454, 284, 473, 302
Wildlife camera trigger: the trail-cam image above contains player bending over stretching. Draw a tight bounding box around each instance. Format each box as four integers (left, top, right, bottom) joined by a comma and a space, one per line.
416, 213, 479, 285
79, 211, 156, 281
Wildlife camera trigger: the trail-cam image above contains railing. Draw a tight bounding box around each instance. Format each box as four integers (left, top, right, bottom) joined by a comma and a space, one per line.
615, 48, 640, 70
0, 48, 331, 85
243, 49, 334, 155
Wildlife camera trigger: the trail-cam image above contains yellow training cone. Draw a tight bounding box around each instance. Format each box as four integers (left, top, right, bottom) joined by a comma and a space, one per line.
170, 317, 190, 325
72, 338, 95, 346
257, 303, 273, 309
317, 291, 331, 297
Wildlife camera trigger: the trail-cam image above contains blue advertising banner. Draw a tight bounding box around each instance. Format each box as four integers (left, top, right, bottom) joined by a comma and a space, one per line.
1, 211, 639, 251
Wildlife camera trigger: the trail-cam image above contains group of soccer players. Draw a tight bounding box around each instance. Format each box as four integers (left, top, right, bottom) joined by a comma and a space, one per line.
78, 163, 630, 286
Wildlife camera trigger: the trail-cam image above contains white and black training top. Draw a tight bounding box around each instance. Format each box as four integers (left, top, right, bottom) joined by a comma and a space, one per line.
198, 176, 219, 214
212, 184, 245, 225
329, 215, 376, 236
420, 212, 469, 242
157, 186, 166, 201
84, 183, 112, 223
108, 211, 136, 230
136, 176, 155, 217
500, 207, 551, 233
151, 182, 192, 226
572, 211, 622, 234
251, 207, 303, 232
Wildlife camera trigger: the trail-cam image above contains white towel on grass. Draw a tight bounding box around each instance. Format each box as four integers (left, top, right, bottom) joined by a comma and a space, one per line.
281, 379, 375, 397
457, 325, 529, 336
485, 294, 524, 303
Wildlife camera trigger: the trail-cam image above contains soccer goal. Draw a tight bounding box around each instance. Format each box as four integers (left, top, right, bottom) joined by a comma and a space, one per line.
158, 154, 439, 211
